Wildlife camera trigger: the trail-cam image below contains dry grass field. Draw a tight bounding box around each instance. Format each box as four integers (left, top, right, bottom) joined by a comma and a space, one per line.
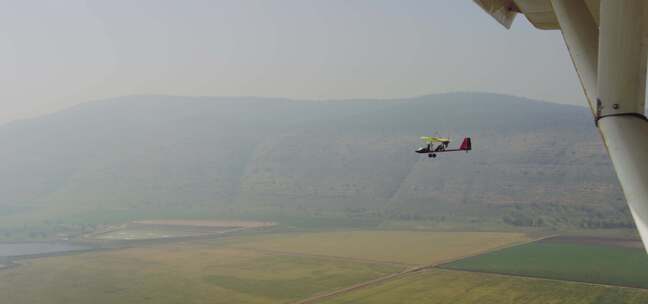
0, 243, 400, 304
91, 220, 275, 240
131, 220, 275, 228
235, 231, 531, 265
0, 230, 535, 304
320, 269, 648, 304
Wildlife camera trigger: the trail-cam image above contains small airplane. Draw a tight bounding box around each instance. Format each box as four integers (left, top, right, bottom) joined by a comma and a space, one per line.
415, 136, 471, 158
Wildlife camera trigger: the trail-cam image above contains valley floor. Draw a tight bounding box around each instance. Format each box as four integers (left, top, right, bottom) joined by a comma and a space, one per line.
0, 229, 647, 304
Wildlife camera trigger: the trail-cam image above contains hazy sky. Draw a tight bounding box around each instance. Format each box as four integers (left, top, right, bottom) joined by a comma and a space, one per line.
1, 0, 583, 124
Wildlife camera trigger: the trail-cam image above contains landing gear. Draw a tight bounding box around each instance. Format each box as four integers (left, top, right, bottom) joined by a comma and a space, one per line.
428, 153, 436, 158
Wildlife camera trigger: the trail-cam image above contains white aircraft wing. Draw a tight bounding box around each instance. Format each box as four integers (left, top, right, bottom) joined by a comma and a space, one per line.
475, 0, 648, 253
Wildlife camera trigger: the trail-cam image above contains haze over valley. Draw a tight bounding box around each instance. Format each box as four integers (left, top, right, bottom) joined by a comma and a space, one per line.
6, 2, 648, 303
2, 92, 646, 304
0, 92, 628, 239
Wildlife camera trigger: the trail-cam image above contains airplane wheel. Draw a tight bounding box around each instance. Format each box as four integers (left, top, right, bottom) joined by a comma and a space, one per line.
432, 154, 437, 158
428, 154, 432, 158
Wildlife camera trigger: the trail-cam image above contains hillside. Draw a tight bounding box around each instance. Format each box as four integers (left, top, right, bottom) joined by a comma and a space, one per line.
0, 92, 629, 237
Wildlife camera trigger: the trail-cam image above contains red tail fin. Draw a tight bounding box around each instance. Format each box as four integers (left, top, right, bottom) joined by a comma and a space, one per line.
460, 137, 471, 151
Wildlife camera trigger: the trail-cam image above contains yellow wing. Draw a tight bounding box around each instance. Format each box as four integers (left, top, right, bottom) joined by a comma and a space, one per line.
420, 136, 450, 143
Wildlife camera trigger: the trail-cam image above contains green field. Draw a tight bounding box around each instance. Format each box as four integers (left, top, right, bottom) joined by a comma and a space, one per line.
0, 243, 401, 304
321, 269, 648, 304
443, 240, 648, 288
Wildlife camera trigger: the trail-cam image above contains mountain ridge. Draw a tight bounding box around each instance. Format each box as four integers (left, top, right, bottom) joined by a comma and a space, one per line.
0, 92, 629, 236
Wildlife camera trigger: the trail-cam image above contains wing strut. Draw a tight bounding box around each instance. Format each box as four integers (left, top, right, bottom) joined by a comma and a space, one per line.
552, 0, 648, 251
595, 0, 648, 251
477, 0, 648, 252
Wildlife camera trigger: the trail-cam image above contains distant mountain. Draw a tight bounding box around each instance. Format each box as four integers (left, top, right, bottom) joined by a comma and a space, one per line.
0, 92, 630, 234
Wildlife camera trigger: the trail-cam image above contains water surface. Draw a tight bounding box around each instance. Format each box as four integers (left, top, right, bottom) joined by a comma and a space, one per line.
0, 242, 91, 257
